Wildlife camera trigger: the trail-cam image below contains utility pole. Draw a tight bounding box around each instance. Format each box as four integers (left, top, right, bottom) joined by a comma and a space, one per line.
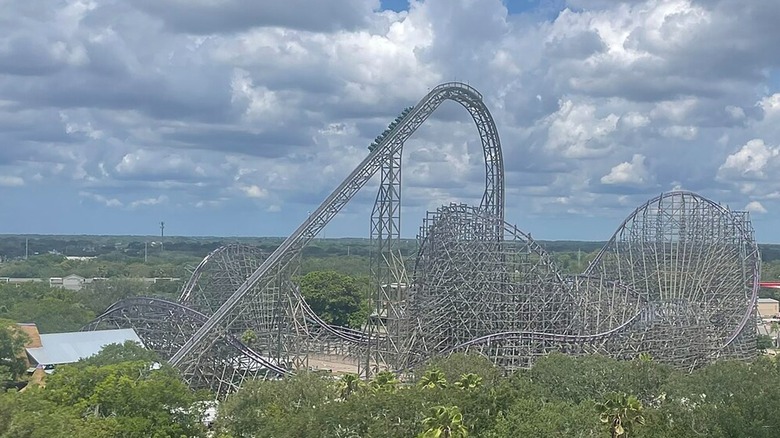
160, 221, 165, 252
25, 238, 28, 260
144, 241, 148, 263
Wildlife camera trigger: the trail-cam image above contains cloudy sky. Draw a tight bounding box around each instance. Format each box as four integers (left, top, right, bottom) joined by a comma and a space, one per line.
2, 0, 780, 242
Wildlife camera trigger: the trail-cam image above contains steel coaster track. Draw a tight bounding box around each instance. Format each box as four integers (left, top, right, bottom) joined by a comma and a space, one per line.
170, 82, 504, 367
291, 285, 370, 344
434, 310, 643, 358
178, 244, 235, 304
85, 297, 290, 376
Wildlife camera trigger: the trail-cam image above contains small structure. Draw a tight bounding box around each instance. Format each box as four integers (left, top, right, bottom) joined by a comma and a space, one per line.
50, 274, 87, 291
23, 325, 143, 369
758, 298, 779, 319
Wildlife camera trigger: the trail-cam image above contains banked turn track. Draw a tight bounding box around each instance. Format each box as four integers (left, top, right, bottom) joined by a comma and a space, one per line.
85, 82, 760, 396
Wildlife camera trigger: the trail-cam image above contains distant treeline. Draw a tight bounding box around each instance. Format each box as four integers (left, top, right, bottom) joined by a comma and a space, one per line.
2, 235, 779, 260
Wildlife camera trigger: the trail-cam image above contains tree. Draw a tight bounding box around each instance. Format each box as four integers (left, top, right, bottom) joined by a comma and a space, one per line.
757, 334, 774, 352
419, 368, 448, 389
454, 373, 482, 390
6, 297, 95, 333
240, 329, 258, 347
369, 370, 400, 393
0, 342, 207, 438
41, 360, 205, 437
339, 373, 363, 400
216, 372, 337, 437
418, 405, 468, 438
298, 271, 364, 328
595, 392, 645, 438
423, 353, 500, 384
80, 278, 149, 315
0, 320, 29, 382
78, 341, 159, 367
483, 397, 598, 438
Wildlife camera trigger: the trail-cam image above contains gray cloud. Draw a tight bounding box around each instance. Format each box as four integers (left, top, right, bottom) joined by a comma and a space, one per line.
1, 0, 780, 239
128, 0, 379, 34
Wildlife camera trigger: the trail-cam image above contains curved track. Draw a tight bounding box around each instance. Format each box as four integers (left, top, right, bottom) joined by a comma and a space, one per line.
170, 82, 505, 367
421, 191, 760, 370
83, 80, 761, 392
84, 296, 289, 395
178, 244, 266, 313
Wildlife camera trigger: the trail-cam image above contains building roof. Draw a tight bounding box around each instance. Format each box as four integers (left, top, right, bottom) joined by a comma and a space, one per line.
25, 329, 143, 366
758, 298, 780, 304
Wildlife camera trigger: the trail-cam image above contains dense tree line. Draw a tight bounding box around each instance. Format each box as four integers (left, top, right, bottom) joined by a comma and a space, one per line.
1, 341, 209, 437
0, 280, 180, 333
0, 271, 371, 334
4, 330, 780, 436
6, 236, 780, 287
213, 352, 780, 438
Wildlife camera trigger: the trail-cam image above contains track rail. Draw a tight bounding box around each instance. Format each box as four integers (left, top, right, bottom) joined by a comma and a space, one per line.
170, 82, 504, 367
585, 190, 761, 349
86, 297, 289, 376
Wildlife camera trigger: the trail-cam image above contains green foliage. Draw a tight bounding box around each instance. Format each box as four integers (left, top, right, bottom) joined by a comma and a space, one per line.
240, 329, 257, 347
78, 341, 159, 367
78, 279, 152, 315
454, 373, 482, 390
0, 321, 29, 382
6, 296, 94, 333
0, 251, 199, 280
339, 373, 363, 400
418, 405, 468, 438
298, 271, 365, 328
369, 370, 400, 393
423, 353, 501, 384
207, 354, 780, 437
596, 392, 645, 437
0, 280, 154, 333
484, 398, 598, 438
216, 372, 337, 437
0, 283, 95, 333
419, 368, 448, 389
0, 342, 207, 437
757, 334, 775, 351
527, 353, 672, 405
301, 255, 371, 277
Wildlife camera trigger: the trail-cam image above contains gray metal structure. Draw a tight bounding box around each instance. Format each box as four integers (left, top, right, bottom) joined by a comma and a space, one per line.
407, 193, 760, 371
166, 82, 503, 376
84, 82, 761, 395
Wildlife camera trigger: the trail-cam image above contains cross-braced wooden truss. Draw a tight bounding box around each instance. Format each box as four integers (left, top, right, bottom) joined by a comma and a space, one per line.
412, 193, 759, 372
83, 82, 760, 396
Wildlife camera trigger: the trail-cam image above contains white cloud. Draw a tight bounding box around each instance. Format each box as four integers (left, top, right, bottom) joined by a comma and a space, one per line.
619, 112, 650, 129
129, 195, 168, 209
725, 105, 745, 120
0, 176, 25, 187
240, 184, 268, 199
1, 0, 780, 238
659, 125, 698, 140
718, 139, 780, 181
544, 100, 619, 158
745, 200, 767, 214
79, 191, 123, 208
601, 154, 651, 186
759, 93, 780, 116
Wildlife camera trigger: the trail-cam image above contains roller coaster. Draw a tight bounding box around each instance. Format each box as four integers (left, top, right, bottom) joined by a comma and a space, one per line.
85, 82, 760, 396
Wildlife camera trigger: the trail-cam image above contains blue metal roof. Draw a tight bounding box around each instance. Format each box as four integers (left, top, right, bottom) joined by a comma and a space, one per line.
25, 329, 143, 365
